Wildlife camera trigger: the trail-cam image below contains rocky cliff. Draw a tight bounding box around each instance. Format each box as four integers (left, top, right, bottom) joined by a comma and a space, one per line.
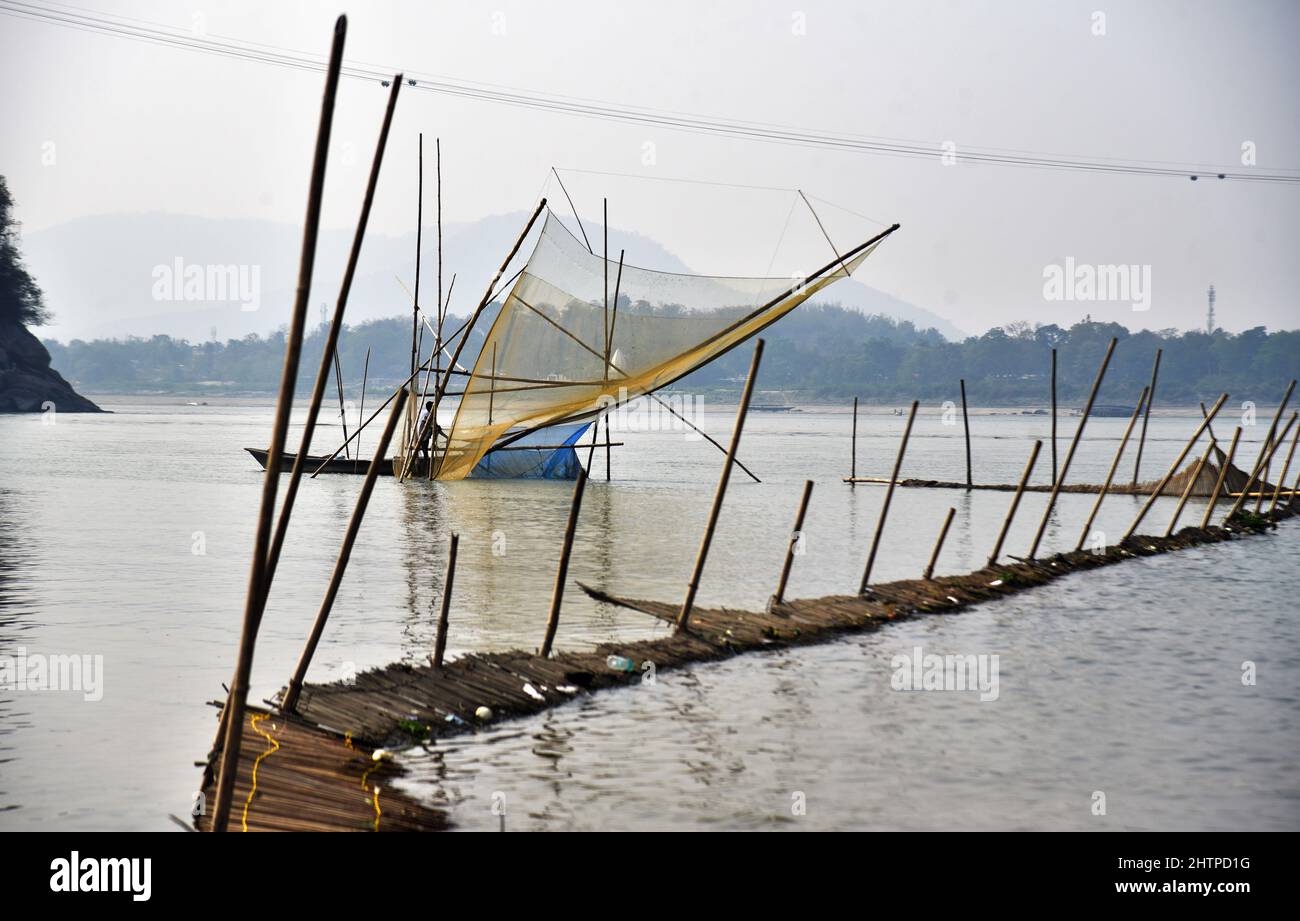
0, 319, 101, 412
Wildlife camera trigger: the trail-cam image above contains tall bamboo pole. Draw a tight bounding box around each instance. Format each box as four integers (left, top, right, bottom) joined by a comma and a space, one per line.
539, 469, 588, 657
677, 340, 765, 631
1050, 348, 1058, 486
959, 380, 971, 488
1027, 337, 1117, 559
261, 72, 401, 592
988, 441, 1042, 567
1224, 411, 1297, 523
406, 133, 423, 472
1201, 426, 1242, 528
211, 16, 347, 833
1075, 386, 1148, 551
1268, 423, 1300, 513
281, 390, 409, 714
416, 199, 548, 481
1164, 441, 1213, 536
771, 480, 814, 607
431, 533, 458, 667
851, 396, 859, 482
1121, 392, 1228, 542
923, 507, 957, 580
1131, 348, 1161, 485
858, 400, 919, 594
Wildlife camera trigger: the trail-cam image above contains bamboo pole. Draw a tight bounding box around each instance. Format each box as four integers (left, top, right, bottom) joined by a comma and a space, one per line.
211, 16, 346, 833
332, 347, 350, 458
1075, 386, 1148, 551
540, 469, 588, 657
1223, 411, 1297, 523
429, 137, 443, 483
604, 249, 623, 483
770, 480, 814, 608
858, 399, 918, 594
281, 390, 409, 714
677, 340, 765, 631
652, 393, 761, 483
851, 396, 858, 483
431, 533, 458, 667
1121, 392, 1227, 542
988, 440, 1042, 567
261, 72, 401, 589
1164, 441, 1213, 536
923, 506, 956, 580
1131, 348, 1161, 485
357, 346, 370, 469
407, 133, 423, 468
1268, 422, 1300, 513
1200, 426, 1242, 528
959, 380, 971, 488
1050, 348, 1058, 486
417, 198, 548, 480
1027, 337, 1117, 559
1246, 379, 1295, 505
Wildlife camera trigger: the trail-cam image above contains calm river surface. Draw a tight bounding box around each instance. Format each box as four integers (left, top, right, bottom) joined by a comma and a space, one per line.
0, 397, 1296, 830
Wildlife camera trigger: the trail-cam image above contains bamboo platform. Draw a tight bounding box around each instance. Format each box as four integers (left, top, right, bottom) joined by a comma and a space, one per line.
198, 500, 1296, 832
194, 704, 447, 832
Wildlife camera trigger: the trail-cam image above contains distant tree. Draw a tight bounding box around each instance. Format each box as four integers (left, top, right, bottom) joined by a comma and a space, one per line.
0, 175, 50, 326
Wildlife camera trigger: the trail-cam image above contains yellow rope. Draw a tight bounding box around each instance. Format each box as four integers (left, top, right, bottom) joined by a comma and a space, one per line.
241, 713, 280, 832
360, 751, 384, 831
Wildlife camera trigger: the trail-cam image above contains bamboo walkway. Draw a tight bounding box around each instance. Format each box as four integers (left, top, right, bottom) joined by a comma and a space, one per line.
197, 501, 1296, 832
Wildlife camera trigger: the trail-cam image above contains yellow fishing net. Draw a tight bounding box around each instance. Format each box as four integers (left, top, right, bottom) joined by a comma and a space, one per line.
436, 212, 882, 480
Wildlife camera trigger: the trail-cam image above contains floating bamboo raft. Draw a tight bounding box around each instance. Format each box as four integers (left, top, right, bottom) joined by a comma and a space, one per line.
844, 449, 1283, 498
196, 501, 1296, 832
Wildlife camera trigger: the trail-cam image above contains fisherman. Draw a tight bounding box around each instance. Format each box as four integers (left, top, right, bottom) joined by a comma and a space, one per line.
416, 400, 437, 467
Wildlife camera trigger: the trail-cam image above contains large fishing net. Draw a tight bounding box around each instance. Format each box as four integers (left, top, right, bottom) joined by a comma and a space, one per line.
436, 210, 885, 480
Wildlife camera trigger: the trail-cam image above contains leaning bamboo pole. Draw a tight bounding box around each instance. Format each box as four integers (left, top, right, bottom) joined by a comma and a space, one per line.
988, 441, 1042, 567
540, 469, 588, 657
677, 340, 764, 631
1075, 386, 1148, 551
1164, 441, 1214, 536
771, 480, 814, 607
1268, 423, 1300, 513
281, 390, 409, 714
858, 400, 919, 594
211, 16, 347, 833
1200, 426, 1242, 528
431, 533, 458, 668
1223, 411, 1298, 523
1131, 348, 1161, 486
1027, 337, 1117, 559
1121, 392, 1228, 543
1243, 379, 1295, 510
261, 73, 401, 591
923, 507, 957, 580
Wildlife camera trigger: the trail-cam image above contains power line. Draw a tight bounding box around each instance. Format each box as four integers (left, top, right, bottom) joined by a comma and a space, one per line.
4, 0, 1298, 185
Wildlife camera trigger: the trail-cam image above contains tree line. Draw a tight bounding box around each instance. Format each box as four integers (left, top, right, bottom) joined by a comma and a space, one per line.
42, 304, 1299, 407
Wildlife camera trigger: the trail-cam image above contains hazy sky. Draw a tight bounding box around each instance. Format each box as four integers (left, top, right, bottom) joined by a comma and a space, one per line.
3, 0, 1298, 334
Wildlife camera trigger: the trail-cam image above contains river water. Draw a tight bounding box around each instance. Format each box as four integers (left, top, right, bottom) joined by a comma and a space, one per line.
0, 397, 1296, 830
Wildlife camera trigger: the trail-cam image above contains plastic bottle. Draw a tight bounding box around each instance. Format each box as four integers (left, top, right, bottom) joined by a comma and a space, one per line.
605, 655, 636, 672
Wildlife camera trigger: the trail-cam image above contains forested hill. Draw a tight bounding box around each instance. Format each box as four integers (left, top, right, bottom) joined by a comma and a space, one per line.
43, 303, 1299, 407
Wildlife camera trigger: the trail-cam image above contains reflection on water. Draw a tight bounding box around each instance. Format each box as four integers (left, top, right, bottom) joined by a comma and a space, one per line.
0, 397, 1295, 829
